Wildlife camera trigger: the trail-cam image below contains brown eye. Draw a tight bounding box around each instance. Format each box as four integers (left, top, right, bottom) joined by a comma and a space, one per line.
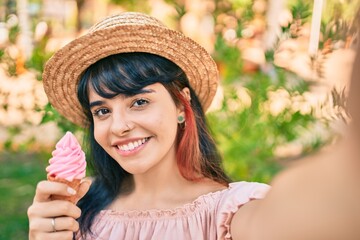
93, 108, 110, 117
132, 99, 149, 107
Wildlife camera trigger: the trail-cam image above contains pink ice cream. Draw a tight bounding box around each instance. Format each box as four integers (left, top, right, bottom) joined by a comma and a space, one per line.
46, 131, 86, 181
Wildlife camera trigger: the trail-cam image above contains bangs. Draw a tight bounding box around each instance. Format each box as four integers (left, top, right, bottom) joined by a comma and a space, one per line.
83, 52, 182, 98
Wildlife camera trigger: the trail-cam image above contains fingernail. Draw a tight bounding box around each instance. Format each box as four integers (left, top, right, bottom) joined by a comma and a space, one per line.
67, 187, 76, 195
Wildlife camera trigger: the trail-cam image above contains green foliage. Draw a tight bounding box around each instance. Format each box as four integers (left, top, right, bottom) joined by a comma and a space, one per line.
0, 151, 48, 239
214, 0, 254, 22
213, 36, 243, 83
208, 67, 322, 182
319, 5, 358, 50
281, 0, 312, 38
0, 49, 18, 76
165, 0, 186, 18
290, 0, 312, 22
109, 0, 150, 12
207, 0, 343, 182
2, 126, 21, 150
322, 0, 360, 23
26, 43, 52, 80
40, 103, 82, 134
8, 24, 20, 44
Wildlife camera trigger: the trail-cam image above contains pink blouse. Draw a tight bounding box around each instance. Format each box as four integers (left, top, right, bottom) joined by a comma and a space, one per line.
79, 181, 270, 240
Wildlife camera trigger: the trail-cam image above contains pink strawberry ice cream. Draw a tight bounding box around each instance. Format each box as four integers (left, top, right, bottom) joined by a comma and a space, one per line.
46, 131, 86, 203
46, 131, 86, 182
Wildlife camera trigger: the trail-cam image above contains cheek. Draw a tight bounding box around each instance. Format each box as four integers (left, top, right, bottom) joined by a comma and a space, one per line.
93, 123, 106, 146
156, 112, 178, 136
144, 104, 178, 138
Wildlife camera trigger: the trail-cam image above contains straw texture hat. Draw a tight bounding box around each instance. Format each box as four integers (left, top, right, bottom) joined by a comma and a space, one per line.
43, 12, 219, 127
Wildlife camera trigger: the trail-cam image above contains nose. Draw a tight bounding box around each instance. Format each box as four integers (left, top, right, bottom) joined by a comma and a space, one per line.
110, 111, 133, 136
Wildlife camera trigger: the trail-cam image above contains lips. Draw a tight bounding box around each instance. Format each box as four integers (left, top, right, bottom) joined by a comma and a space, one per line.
116, 137, 150, 151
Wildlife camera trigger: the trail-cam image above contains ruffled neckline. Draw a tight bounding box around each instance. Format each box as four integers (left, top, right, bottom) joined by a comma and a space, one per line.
99, 185, 231, 219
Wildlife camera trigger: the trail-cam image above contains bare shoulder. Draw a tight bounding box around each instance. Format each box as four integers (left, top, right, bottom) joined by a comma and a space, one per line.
195, 178, 228, 194
180, 178, 228, 203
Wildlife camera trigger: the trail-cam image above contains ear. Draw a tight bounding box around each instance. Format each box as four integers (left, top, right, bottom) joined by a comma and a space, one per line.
180, 87, 191, 102
177, 87, 191, 114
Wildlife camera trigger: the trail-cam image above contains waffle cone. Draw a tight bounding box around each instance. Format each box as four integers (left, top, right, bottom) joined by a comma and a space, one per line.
48, 176, 81, 203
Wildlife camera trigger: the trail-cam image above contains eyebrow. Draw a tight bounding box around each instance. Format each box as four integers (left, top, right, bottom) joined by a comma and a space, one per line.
89, 88, 156, 109
89, 100, 105, 109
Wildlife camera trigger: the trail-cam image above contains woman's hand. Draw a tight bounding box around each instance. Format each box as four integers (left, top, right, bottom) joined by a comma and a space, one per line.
27, 179, 91, 240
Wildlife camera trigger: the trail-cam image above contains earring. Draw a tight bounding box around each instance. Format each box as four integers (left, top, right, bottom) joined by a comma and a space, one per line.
177, 115, 185, 124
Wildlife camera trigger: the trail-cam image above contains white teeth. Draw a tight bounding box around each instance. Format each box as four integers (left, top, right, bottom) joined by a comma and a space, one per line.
118, 138, 148, 151
128, 142, 134, 150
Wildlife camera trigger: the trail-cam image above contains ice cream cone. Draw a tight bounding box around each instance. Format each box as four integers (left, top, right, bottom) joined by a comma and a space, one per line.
48, 176, 81, 203
46, 131, 86, 203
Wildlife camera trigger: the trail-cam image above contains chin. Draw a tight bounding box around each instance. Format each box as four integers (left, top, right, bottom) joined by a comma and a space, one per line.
120, 165, 151, 175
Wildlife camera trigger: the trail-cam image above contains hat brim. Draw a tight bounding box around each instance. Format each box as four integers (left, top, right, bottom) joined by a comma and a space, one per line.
43, 24, 218, 127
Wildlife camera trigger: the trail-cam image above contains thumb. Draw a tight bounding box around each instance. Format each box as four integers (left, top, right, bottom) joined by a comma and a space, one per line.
75, 178, 92, 203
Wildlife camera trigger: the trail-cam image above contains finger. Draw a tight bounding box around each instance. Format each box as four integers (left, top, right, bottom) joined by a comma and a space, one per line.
34, 231, 74, 240
34, 181, 77, 202
28, 200, 81, 219
52, 217, 79, 232
29, 217, 79, 233
75, 178, 92, 203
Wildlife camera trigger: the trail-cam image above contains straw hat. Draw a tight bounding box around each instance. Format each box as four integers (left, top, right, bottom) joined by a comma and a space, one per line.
43, 12, 219, 127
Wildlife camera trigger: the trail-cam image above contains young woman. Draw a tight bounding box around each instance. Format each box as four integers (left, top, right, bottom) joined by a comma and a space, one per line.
27, 12, 269, 240
28, 11, 360, 240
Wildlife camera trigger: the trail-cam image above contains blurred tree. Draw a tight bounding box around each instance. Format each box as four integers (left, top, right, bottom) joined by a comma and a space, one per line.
76, 0, 85, 32
206, 0, 343, 182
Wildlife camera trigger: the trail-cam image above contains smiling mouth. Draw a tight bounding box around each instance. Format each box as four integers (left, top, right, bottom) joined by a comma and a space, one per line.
117, 137, 151, 151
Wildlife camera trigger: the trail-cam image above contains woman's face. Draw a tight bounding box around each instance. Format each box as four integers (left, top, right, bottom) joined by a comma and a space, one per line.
89, 83, 182, 175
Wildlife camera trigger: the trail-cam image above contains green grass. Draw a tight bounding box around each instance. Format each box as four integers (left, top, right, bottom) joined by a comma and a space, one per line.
0, 151, 49, 240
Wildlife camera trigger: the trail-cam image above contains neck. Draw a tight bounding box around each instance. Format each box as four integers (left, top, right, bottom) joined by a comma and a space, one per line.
111, 153, 200, 210
131, 160, 191, 200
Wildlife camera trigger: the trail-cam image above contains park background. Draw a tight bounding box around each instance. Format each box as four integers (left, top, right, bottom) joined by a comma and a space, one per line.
0, 0, 358, 238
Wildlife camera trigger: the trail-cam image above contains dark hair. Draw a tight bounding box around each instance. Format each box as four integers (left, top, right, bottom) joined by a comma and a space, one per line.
77, 52, 231, 236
